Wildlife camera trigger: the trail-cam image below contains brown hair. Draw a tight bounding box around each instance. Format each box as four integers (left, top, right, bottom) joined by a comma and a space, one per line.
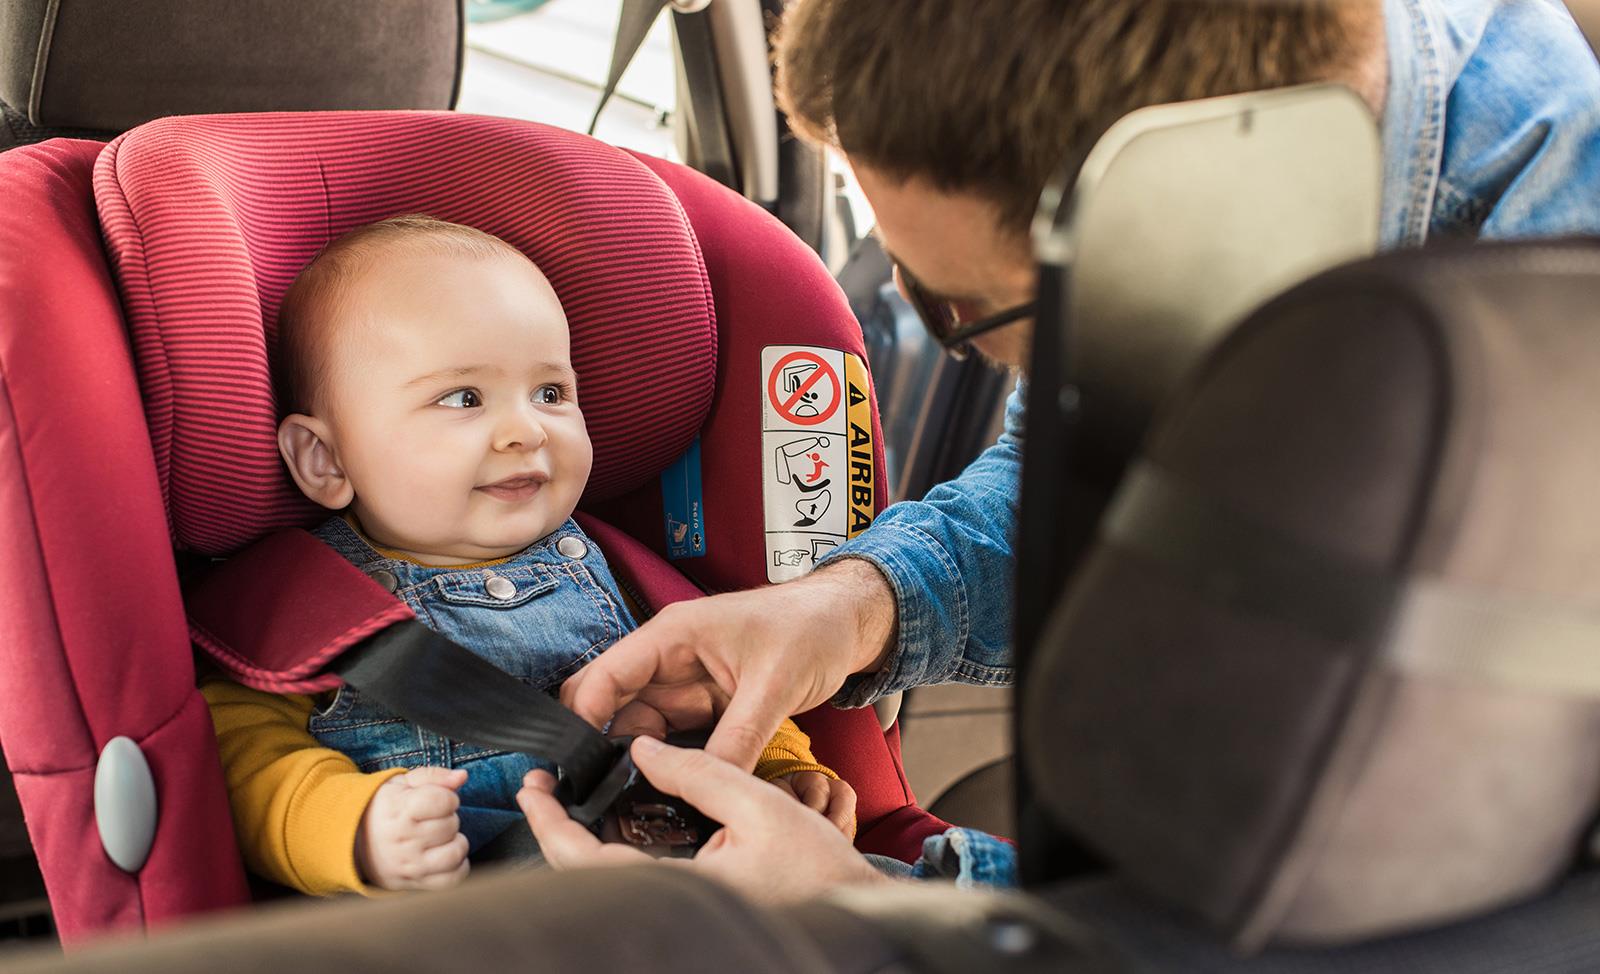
775, 0, 1382, 237
274, 215, 530, 415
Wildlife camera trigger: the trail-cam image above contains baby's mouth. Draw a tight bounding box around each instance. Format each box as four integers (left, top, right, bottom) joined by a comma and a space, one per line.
476, 473, 549, 502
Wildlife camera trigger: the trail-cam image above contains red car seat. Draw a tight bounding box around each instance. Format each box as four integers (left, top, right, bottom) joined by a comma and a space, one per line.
0, 112, 952, 943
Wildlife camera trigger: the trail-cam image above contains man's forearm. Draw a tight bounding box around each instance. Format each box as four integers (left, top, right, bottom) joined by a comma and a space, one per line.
816, 386, 1025, 703
810, 557, 898, 676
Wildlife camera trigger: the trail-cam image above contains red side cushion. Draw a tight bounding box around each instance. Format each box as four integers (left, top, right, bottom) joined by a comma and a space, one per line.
0, 137, 249, 940
186, 529, 415, 693
93, 111, 717, 555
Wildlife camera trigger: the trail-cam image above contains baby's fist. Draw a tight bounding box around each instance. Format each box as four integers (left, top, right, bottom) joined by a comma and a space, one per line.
770, 771, 857, 838
356, 766, 470, 891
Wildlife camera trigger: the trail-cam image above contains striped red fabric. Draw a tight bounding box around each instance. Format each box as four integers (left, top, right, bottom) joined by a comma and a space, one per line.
93, 111, 716, 555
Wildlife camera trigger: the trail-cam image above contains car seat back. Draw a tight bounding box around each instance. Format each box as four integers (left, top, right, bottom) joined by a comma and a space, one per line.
1027, 238, 1600, 949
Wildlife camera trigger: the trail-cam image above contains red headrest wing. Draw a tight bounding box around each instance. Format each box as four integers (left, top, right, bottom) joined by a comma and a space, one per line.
93, 111, 716, 554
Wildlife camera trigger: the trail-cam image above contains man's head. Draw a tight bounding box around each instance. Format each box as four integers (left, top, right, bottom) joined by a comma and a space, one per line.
776, 0, 1385, 367
274, 215, 592, 565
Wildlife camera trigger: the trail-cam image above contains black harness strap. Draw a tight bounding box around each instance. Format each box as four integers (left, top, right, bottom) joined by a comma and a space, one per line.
331, 620, 627, 813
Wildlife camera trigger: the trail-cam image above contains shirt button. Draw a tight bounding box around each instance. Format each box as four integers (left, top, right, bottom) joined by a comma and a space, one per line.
485, 575, 517, 601
368, 568, 399, 593
557, 536, 588, 560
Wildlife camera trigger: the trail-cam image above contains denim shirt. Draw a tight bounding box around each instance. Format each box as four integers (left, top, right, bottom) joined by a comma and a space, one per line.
307, 516, 636, 851
821, 0, 1600, 885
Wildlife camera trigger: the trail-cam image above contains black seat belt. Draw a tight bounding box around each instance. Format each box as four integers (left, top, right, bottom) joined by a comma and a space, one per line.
587, 0, 672, 136
331, 619, 714, 850
587, 0, 737, 191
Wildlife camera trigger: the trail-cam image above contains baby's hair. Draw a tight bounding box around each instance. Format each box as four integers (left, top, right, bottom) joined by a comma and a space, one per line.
274, 214, 533, 416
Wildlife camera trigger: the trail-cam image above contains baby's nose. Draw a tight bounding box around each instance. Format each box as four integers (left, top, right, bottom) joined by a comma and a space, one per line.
495, 409, 549, 451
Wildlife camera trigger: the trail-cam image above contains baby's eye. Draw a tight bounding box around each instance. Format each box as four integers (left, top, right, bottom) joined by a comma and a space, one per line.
436, 389, 482, 409
533, 384, 565, 406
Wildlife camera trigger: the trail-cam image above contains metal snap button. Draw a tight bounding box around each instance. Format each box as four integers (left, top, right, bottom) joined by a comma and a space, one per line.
557, 536, 588, 560
368, 568, 399, 593
485, 575, 517, 601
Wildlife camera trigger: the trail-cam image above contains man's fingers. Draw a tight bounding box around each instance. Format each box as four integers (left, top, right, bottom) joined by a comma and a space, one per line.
608, 700, 669, 740
557, 666, 597, 713
404, 766, 468, 791
629, 738, 783, 826
703, 678, 792, 772
524, 777, 624, 870
561, 631, 668, 729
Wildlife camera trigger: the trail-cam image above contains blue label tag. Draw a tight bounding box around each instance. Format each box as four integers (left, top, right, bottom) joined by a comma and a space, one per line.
661, 436, 707, 560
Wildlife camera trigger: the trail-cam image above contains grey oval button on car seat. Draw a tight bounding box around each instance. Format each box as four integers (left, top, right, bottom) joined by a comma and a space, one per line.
557, 536, 587, 560
486, 575, 517, 600
94, 736, 157, 873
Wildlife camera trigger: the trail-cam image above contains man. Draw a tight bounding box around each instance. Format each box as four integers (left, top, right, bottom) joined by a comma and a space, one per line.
522, 0, 1600, 899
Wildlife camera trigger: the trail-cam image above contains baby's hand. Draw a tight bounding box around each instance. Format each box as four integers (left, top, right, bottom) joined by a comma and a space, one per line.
355, 766, 470, 891
769, 771, 857, 838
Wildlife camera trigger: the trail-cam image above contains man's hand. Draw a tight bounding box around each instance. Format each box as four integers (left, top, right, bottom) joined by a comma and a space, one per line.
560, 560, 898, 771
769, 771, 857, 837
355, 766, 471, 891
517, 737, 889, 902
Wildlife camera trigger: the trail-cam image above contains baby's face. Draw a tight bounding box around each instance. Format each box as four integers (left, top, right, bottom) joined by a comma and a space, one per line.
317, 249, 591, 564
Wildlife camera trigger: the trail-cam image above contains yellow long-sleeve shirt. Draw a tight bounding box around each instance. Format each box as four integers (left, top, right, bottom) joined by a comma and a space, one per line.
202, 678, 835, 896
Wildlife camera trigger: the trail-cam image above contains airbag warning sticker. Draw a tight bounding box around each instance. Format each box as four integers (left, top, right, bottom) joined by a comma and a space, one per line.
761, 345, 874, 582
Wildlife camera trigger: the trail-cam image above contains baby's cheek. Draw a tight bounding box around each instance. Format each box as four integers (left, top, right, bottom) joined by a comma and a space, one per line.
368, 457, 473, 532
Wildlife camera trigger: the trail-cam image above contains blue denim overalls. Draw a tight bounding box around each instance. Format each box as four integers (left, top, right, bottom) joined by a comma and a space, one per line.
307, 516, 637, 852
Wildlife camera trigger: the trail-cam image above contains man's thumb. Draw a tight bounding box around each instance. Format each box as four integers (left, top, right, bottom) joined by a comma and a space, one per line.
704, 680, 790, 773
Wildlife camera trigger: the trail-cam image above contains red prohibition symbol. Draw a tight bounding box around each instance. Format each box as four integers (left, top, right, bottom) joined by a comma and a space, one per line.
767, 350, 841, 427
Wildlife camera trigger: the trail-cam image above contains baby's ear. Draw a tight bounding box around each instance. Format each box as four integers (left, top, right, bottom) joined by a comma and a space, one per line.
277, 414, 355, 510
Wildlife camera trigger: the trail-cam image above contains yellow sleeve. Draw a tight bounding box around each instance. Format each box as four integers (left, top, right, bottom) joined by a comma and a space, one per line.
753, 718, 839, 783
200, 678, 403, 897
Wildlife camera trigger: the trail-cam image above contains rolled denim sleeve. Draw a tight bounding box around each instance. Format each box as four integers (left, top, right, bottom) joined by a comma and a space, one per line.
1431, 0, 1600, 242
911, 827, 1019, 888
820, 383, 1023, 708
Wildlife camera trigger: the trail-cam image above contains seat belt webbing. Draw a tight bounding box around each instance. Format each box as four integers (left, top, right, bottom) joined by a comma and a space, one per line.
332, 620, 626, 806
588, 0, 671, 135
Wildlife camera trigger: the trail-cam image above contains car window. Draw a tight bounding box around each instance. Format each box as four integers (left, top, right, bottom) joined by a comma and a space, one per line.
457, 0, 678, 160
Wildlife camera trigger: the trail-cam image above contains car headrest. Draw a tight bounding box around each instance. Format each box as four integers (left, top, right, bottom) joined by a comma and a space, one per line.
0, 1, 460, 132
1048, 84, 1379, 474
92, 111, 717, 555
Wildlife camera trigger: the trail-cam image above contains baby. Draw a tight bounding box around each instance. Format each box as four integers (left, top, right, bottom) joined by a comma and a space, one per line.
202, 215, 853, 894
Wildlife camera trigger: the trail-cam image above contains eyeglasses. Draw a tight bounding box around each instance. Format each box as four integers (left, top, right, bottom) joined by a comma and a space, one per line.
895, 262, 1036, 361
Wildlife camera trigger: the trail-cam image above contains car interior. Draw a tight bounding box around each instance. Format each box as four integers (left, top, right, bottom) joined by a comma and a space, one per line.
3, 0, 1600, 970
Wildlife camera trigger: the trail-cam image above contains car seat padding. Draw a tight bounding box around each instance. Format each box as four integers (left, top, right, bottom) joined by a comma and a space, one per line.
1, 114, 951, 938
0, 138, 251, 939
93, 112, 717, 555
